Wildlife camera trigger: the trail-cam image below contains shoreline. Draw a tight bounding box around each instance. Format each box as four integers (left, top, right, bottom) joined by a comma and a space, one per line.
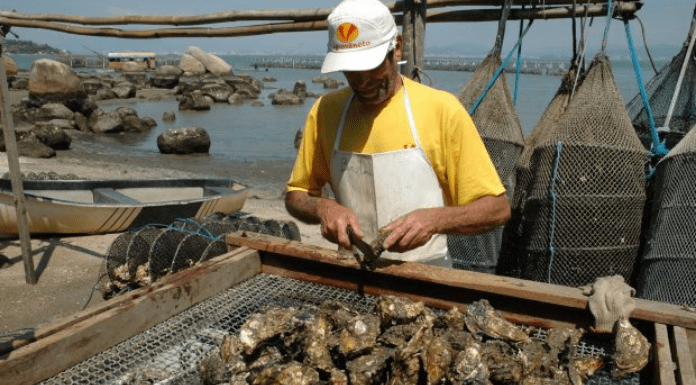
0, 89, 333, 337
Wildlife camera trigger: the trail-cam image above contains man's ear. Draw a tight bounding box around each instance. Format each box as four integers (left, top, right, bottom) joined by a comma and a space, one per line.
394, 35, 403, 62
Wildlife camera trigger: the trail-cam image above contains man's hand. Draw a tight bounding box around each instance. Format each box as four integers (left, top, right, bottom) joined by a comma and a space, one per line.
383, 208, 437, 253
317, 199, 362, 250
285, 190, 362, 250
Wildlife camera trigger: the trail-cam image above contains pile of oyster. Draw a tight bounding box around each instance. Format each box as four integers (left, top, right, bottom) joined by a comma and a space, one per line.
200, 296, 646, 385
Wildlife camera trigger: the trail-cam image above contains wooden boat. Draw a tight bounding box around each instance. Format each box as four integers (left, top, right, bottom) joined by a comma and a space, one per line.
0, 178, 249, 235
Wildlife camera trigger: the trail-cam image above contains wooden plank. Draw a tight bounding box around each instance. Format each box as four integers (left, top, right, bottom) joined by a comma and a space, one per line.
672, 326, 696, 385
0, 38, 36, 284
225, 232, 696, 330
654, 323, 677, 385
0, 247, 261, 385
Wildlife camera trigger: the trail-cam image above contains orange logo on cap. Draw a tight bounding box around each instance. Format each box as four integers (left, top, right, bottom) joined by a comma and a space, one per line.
336, 23, 359, 43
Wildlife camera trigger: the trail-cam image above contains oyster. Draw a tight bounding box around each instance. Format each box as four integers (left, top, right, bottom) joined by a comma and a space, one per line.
252, 361, 320, 385
464, 299, 530, 343
568, 355, 604, 385
199, 335, 247, 385
374, 295, 427, 328
612, 318, 650, 377
239, 306, 300, 355
389, 322, 431, 385
379, 323, 421, 349
338, 314, 381, 357
346, 346, 393, 385
329, 368, 349, 385
435, 306, 466, 331
448, 339, 491, 385
422, 335, 453, 385
482, 340, 524, 384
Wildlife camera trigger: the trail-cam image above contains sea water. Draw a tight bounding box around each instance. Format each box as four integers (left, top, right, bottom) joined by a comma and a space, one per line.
8, 54, 665, 167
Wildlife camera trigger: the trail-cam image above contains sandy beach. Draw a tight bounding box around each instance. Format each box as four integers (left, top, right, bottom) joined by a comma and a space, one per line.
0, 89, 333, 339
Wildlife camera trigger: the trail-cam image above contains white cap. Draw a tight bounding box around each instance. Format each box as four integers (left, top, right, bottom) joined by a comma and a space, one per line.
321, 0, 397, 74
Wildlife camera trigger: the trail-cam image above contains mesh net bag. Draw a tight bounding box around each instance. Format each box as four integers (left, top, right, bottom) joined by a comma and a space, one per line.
497, 68, 582, 278
518, 53, 647, 287
635, 124, 696, 306
449, 53, 525, 273
101, 214, 303, 298
627, 12, 696, 151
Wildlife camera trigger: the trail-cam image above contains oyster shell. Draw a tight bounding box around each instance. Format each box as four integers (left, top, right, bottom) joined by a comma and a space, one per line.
338, 314, 381, 357
464, 299, 530, 343
374, 295, 427, 328
346, 346, 393, 385
423, 335, 453, 385
612, 318, 650, 377
239, 306, 299, 355
252, 361, 320, 385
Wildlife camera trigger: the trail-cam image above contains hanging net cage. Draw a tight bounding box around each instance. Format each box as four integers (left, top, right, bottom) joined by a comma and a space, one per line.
517, 52, 647, 287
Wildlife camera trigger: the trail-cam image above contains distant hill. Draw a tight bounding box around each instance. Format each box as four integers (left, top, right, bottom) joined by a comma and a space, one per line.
3, 39, 64, 54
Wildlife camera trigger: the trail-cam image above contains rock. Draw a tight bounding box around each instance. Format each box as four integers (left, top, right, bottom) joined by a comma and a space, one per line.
185, 46, 233, 76
251, 101, 264, 107
228, 93, 245, 105
35, 119, 76, 131
37, 102, 74, 121
178, 54, 206, 74
88, 108, 124, 133
112, 81, 137, 99
32, 126, 72, 150
120, 62, 146, 72
176, 74, 202, 94
121, 115, 148, 133
262, 76, 277, 82
10, 76, 29, 90
226, 76, 262, 99
163, 111, 176, 122
178, 90, 211, 111
141, 116, 157, 129
116, 107, 138, 119
201, 82, 234, 102
270, 89, 303, 105
151, 65, 183, 89
74, 112, 89, 132
95, 88, 117, 101
28, 59, 86, 103
322, 78, 344, 89
156, 126, 211, 154
120, 72, 149, 89
293, 80, 308, 98
15, 132, 56, 158
2, 55, 18, 77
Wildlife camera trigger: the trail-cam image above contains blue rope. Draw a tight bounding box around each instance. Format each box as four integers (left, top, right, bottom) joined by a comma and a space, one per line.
547, 141, 563, 283
514, 16, 523, 105
471, 19, 534, 114
601, 0, 613, 52
623, 19, 668, 163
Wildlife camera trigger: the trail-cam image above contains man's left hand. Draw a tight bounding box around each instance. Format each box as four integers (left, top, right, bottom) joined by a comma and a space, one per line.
382, 208, 437, 253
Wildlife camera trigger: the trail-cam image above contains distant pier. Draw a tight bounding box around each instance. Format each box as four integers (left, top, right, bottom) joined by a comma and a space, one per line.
250, 57, 570, 76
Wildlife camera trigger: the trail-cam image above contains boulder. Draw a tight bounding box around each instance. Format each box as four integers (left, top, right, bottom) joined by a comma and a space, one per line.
156, 126, 211, 154
74, 112, 89, 132
88, 108, 124, 133
151, 65, 183, 89
178, 54, 206, 74
38, 103, 74, 120
163, 111, 176, 122
120, 62, 146, 72
176, 74, 202, 94
227, 93, 245, 105
121, 115, 148, 133
28, 59, 86, 103
14, 132, 56, 158
270, 89, 303, 105
115, 107, 138, 119
120, 72, 149, 89
185, 46, 233, 76
178, 90, 211, 111
32, 126, 72, 150
2, 55, 18, 78
293, 80, 308, 98
201, 83, 233, 102
35, 119, 76, 131
141, 116, 157, 129
112, 81, 137, 99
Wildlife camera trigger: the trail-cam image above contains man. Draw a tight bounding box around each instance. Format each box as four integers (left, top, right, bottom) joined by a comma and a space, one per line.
285, 0, 510, 266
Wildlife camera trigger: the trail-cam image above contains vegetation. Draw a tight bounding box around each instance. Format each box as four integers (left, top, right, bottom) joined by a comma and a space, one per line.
3, 39, 63, 54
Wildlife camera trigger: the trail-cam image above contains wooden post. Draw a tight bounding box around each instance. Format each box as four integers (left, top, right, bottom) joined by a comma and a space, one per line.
400, 0, 427, 82
0, 29, 37, 284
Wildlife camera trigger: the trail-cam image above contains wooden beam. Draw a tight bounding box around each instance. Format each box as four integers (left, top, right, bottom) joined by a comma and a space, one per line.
673, 326, 696, 385
654, 323, 678, 385
0, 2, 641, 39
0, 35, 35, 284
0, 247, 260, 385
225, 232, 696, 330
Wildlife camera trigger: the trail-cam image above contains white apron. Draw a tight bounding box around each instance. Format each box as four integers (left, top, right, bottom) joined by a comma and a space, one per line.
329, 82, 449, 263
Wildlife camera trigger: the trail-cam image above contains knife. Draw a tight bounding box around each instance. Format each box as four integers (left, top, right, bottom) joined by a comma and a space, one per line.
347, 227, 389, 266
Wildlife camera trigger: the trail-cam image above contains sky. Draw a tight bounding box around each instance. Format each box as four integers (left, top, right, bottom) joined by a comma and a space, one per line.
1, 1, 694, 60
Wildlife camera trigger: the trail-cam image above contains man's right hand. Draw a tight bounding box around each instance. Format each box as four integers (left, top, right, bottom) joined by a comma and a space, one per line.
285, 190, 362, 250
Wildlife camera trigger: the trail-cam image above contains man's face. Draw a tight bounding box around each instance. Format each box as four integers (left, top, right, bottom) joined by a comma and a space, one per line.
342, 37, 402, 106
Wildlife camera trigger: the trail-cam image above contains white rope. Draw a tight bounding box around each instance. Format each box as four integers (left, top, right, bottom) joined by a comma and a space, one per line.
663, 29, 696, 130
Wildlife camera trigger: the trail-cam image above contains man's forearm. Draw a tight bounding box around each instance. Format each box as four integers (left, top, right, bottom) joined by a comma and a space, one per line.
285, 190, 323, 224
434, 194, 511, 235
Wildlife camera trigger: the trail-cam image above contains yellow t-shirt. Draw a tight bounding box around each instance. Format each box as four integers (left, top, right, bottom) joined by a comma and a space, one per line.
287, 77, 505, 206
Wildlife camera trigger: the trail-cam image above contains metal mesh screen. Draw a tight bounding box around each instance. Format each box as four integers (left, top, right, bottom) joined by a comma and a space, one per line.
450, 53, 525, 273
40, 274, 640, 385
498, 68, 581, 278
515, 53, 647, 287
100, 214, 302, 298
635, 125, 696, 307
626, 16, 696, 151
